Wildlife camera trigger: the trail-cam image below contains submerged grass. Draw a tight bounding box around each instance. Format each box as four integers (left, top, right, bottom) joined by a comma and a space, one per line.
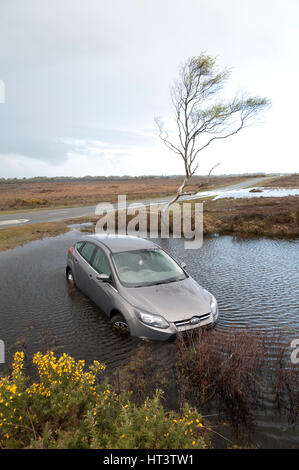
0, 222, 70, 252
111, 328, 299, 447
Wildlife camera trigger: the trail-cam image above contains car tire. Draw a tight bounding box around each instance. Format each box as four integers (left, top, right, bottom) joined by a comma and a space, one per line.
66, 268, 75, 286
111, 313, 130, 336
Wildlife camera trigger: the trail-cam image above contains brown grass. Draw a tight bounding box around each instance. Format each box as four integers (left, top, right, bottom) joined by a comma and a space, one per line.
272, 342, 299, 426
261, 175, 299, 188
97, 195, 299, 238
174, 329, 267, 427
0, 176, 251, 211
201, 196, 299, 237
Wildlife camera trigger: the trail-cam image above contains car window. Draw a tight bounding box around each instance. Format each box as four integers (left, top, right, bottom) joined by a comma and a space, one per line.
76, 241, 85, 253
80, 242, 96, 264
92, 247, 112, 276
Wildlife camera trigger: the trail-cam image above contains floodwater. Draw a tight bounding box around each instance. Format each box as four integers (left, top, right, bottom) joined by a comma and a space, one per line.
0, 230, 298, 447
201, 187, 299, 200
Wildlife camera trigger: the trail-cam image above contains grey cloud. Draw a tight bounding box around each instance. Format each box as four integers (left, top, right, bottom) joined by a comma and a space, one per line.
0, 0, 298, 177
0, 136, 69, 164
0, 0, 124, 69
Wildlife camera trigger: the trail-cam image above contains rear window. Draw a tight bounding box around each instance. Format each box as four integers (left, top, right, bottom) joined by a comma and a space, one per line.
80, 242, 96, 264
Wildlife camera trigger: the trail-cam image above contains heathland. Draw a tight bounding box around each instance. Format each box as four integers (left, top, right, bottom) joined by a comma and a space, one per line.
0, 175, 298, 251
0, 175, 253, 211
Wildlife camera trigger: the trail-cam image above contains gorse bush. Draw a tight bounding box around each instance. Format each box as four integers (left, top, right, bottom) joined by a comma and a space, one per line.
0, 351, 208, 449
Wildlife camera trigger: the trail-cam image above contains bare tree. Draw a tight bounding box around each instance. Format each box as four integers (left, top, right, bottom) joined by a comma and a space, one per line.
155, 53, 270, 208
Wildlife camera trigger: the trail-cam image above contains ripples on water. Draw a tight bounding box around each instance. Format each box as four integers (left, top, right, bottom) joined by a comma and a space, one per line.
0, 231, 298, 446
1, 232, 298, 371
160, 236, 299, 334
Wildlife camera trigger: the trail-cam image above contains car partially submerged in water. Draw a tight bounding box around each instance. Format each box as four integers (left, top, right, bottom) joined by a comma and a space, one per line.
66, 234, 218, 341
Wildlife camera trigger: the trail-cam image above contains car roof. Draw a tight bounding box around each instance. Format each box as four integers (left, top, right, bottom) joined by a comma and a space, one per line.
83, 234, 158, 253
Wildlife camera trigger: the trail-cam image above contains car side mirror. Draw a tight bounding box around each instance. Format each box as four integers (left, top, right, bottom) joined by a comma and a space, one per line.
96, 273, 111, 283
180, 262, 186, 270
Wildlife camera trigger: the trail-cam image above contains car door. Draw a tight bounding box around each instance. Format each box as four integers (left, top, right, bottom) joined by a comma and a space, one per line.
73, 241, 97, 296
89, 246, 115, 315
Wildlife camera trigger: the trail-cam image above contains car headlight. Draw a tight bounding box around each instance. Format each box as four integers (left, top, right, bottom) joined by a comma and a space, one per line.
135, 309, 170, 329
204, 290, 218, 321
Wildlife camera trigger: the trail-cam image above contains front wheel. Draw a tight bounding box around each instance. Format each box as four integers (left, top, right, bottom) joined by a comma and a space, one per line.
111, 313, 130, 337
66, 268, 75, 286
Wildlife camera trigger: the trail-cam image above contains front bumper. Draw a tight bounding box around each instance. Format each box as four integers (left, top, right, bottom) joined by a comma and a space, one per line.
128, 311, 215, 341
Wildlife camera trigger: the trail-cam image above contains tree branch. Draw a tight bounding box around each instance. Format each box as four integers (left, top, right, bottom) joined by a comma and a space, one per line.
155, 54, 270, 208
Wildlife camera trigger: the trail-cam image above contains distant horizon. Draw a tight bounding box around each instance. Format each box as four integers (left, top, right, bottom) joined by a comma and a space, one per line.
0, 172, 294, 182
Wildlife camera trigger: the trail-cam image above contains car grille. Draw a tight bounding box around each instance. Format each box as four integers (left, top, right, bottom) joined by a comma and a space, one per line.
174, 312, 211, 329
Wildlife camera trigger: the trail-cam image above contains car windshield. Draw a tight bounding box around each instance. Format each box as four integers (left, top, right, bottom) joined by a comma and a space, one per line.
111, 248, 186, 287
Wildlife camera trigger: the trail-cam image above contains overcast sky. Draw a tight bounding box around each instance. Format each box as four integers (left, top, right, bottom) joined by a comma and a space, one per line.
0, 0, 298, 178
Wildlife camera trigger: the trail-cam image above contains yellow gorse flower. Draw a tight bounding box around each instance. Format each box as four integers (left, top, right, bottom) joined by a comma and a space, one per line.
30, 351, 105, 393
0, 351, 205, 449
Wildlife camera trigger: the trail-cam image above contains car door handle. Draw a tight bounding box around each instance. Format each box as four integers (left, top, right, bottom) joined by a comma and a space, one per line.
88, 274, 93, 279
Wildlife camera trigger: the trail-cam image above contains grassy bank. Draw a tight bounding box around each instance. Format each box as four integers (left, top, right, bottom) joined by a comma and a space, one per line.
200, 196, 299, 237
0, 195, 298, 253
0, 351, 209, 449
113, 196, 299, 238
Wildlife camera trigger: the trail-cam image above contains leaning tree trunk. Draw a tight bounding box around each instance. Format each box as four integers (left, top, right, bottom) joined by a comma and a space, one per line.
161, 162, 220, 222
162, 175, 190, 216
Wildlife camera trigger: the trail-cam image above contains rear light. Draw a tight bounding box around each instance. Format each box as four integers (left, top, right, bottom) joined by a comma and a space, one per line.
68, 247, 74, 254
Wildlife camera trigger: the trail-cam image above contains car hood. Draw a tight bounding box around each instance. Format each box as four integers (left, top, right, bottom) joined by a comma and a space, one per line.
121, 276, 211, 322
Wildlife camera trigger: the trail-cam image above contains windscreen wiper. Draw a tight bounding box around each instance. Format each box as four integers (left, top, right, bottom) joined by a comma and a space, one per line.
150, 278, 180, 286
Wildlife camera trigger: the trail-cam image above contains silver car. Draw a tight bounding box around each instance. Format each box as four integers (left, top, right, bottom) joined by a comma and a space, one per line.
66, 234, 218, 341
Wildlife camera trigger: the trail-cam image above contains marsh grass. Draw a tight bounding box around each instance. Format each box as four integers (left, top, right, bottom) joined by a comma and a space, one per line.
197, 196, 299, 237
174, 328, 267, 428
114, 328, 299, 444
272, 341, 299, 426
